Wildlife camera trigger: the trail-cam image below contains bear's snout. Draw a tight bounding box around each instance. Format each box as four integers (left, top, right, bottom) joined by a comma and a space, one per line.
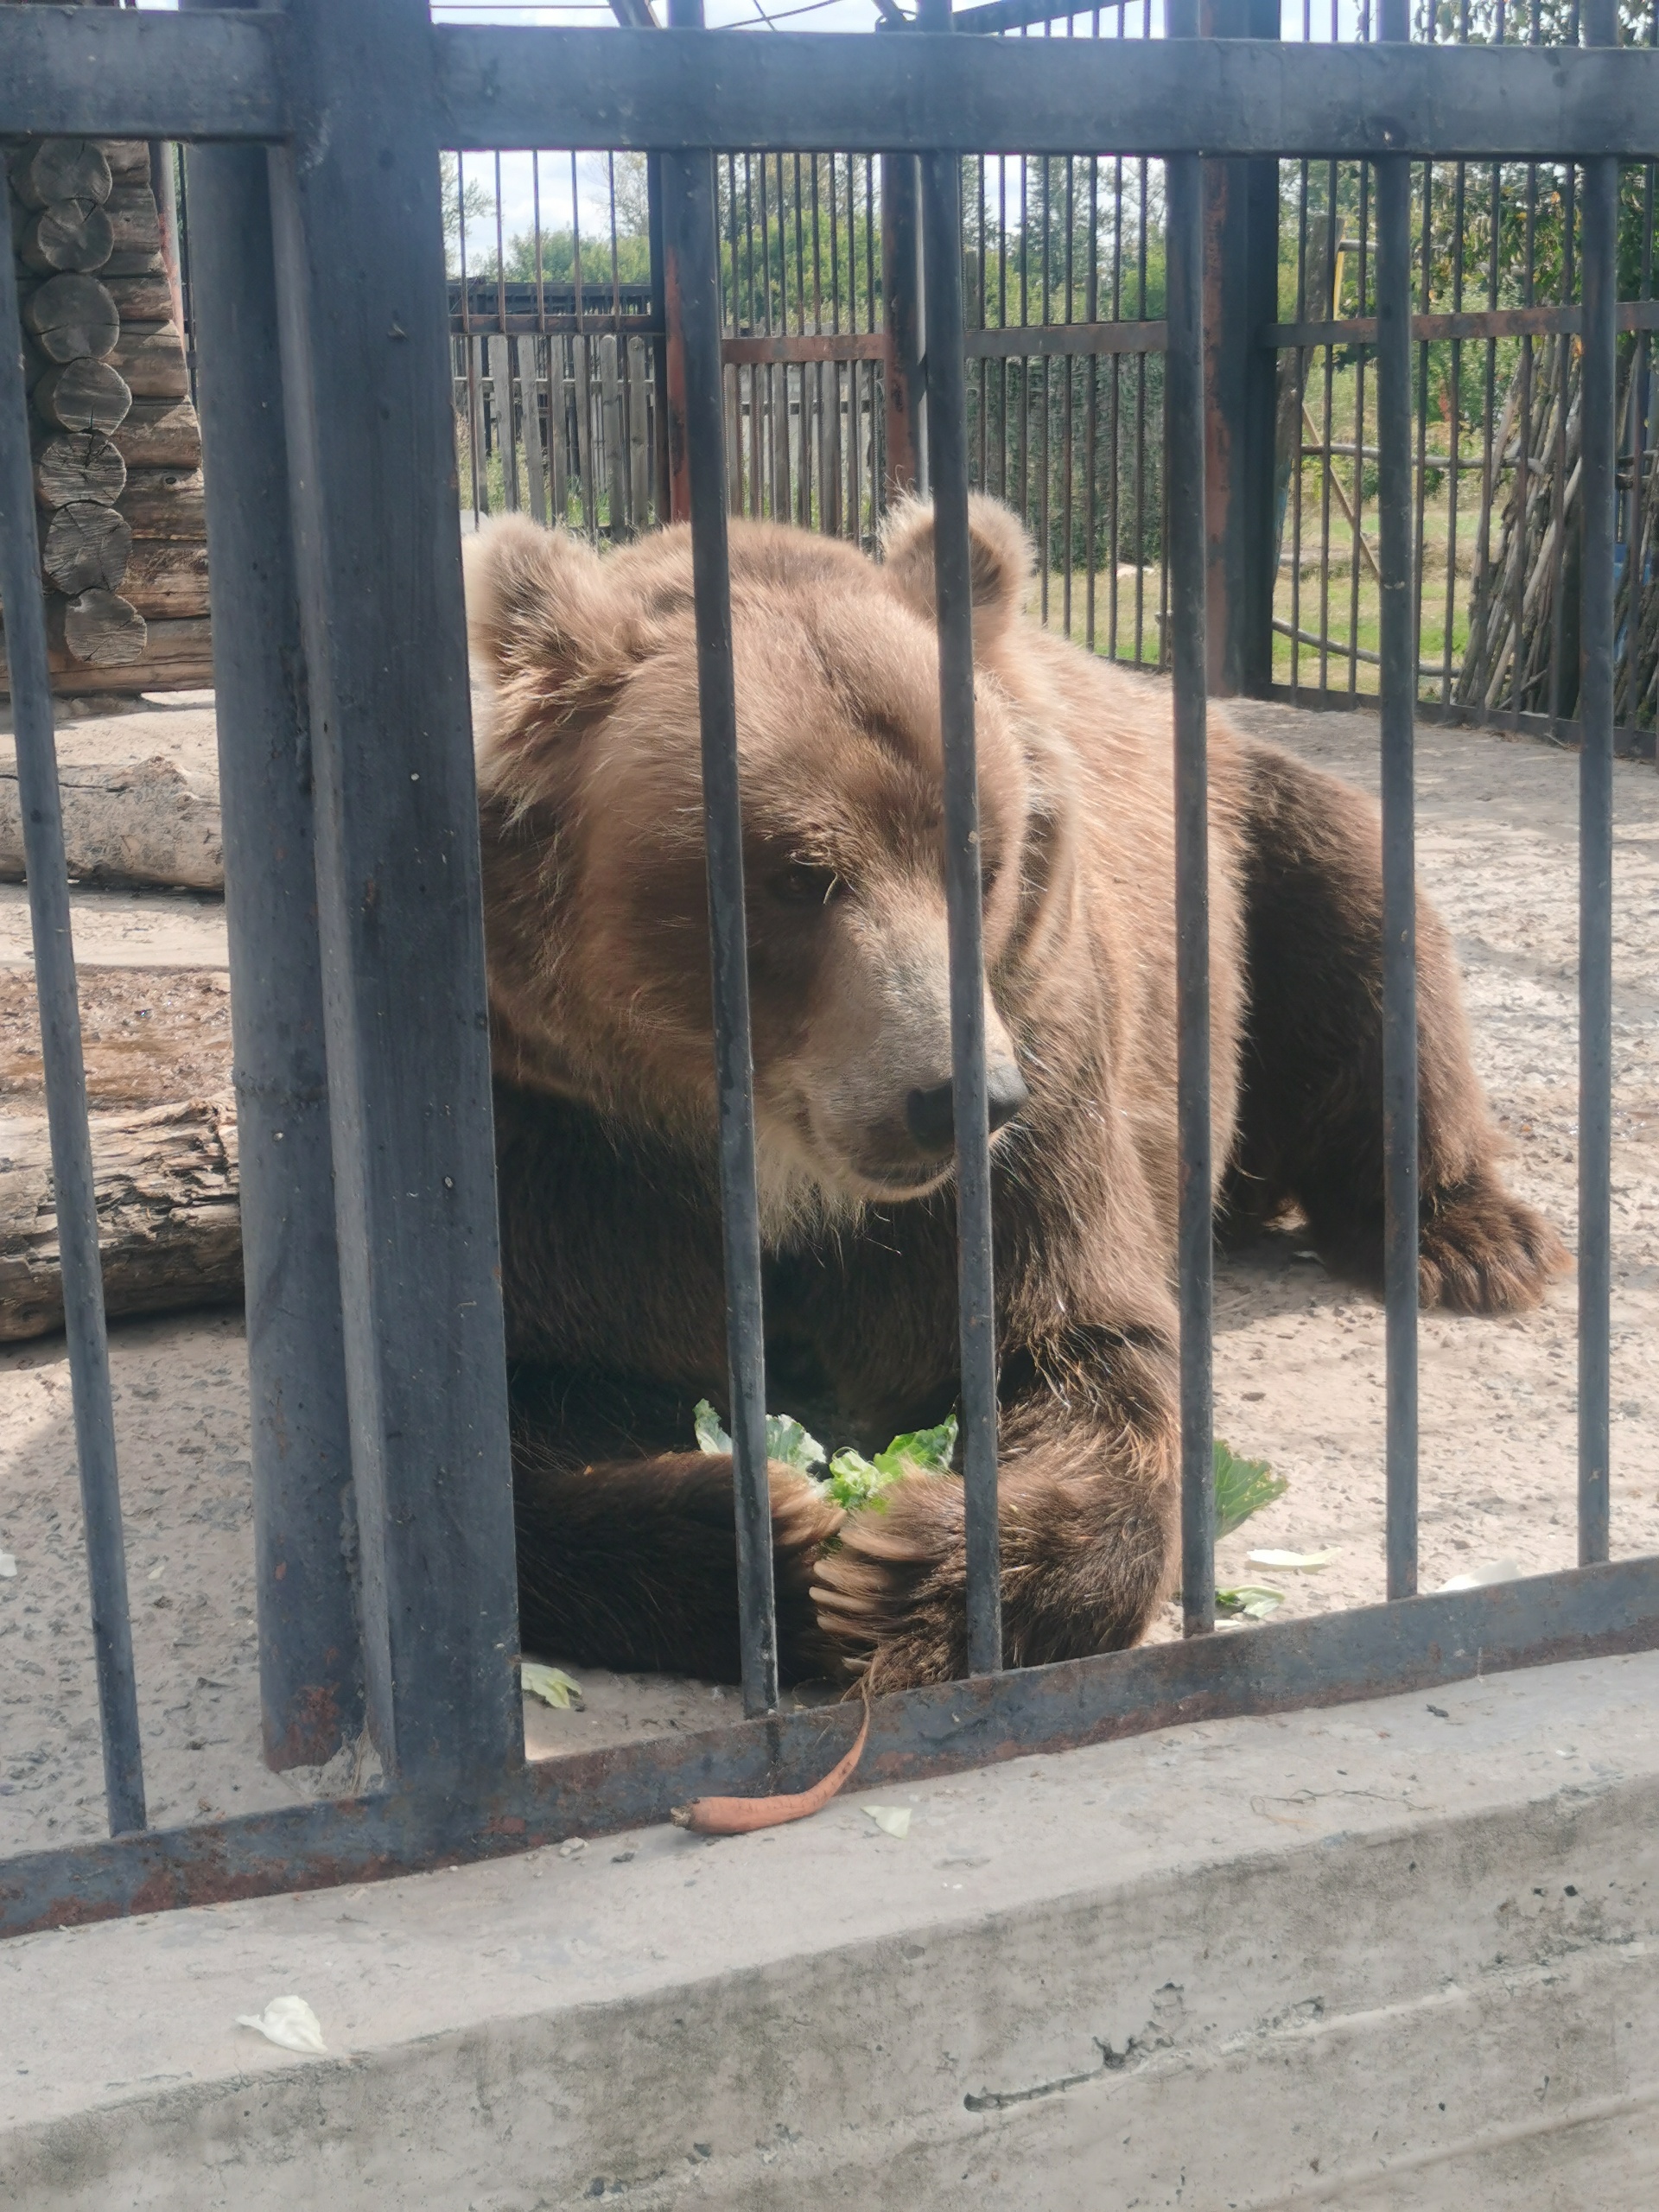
904, 1061, 1029, 1159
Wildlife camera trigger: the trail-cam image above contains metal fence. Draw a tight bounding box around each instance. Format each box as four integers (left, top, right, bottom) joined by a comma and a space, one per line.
2, 0, 1658, 1939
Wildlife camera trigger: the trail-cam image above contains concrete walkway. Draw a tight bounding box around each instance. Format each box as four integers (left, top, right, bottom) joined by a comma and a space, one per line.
4, 1650, 1658, 2210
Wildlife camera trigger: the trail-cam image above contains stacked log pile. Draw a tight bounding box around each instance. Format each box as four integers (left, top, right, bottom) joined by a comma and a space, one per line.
1, 135, 213, 698
1455, 334, 1656, 734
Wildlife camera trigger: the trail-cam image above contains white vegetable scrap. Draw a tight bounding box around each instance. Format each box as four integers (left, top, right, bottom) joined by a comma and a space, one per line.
862, 1806, 912, 1839
235, 1995, 328, 2056
1438, 1560, 1521, 1592
521, 1662, 584, 1710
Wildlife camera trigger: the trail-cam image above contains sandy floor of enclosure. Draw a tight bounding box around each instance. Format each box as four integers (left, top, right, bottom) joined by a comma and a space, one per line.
2, 697, 1656, 1850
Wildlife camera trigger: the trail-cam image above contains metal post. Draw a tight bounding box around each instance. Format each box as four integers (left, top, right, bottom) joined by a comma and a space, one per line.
1579, 0, 1618, 1567
1198, 0, 1281, 697
881, 151, 925, 501
646, 150, 675, 524
918, 0, 1001, 1677
183, 0, 361, 1772
664, 0, 779, 1717
1377, 0, 1419, 1602
265, 0, 522, 1788
0, 224, 145, 1837
1167, 0, 1215, 1640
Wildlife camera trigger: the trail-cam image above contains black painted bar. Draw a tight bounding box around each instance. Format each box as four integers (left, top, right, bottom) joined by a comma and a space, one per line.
0, 13, 1656, 159
918, 0, 1002, 1678
7, 1554, 1659, 1943
0, 232, 145, 1839
264, 0, 523, 1787
1577, 0, 1618, 1568
434, 29, 1659, 160
184, 0, 362, 1772
663, 0, 780, 1716
1165, 16, 1216, 1641
0, 6, 288, 141
1376, 0, 1420, 1603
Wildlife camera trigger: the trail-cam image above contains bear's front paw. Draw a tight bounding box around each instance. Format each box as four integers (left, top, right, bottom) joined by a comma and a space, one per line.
1420, 1171, 1570, 1315
809, 1473, 969, 1690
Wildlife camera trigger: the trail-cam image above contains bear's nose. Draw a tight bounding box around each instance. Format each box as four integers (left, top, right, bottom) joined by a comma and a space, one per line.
904, 1061, 1029, 1158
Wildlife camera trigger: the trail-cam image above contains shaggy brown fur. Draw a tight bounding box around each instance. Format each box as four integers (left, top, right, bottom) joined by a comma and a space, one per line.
467, 499, 1567, 1690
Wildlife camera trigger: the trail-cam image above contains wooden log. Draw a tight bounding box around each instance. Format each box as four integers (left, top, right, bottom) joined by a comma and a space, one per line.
33, 430, 127, 510
53, 588, 148, 669
601, 332, 627, 541
628, 335, 651, 533
123, 537, 211, 620
8, 139, 111, 213
518, 336, 548, 525
119, 467, 207, 538
108, 321, 191, 402
102, 182, 164, 276
104, 274, 173, 325
31, 356, 132, 435
22, 272, 120, 364
16, 613, 216, 695
41, 500, 133, 595
16, 201, 116, 276
111, 397, 202, 472
0, 756, 223, 891
0, 1096, 241, 1342
102, 142, 153, 188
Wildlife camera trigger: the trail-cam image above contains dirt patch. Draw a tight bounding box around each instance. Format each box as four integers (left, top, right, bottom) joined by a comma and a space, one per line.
1, 700, 1656, 1850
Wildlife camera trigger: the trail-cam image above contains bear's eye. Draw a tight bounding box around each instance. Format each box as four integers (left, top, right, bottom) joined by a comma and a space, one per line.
767, 861, 843, 909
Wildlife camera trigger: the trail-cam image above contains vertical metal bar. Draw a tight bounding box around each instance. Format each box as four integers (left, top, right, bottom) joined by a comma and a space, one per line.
1198, 0, 1281, 698
0, 219, 145, 1840
1378, 0, 1419, 1602
1579, 0, 1618, 1567
266, 0, 521, 1789
183, 32, 360, 1772
919, 0, 1001, 1678
882, 153, 925, 502
1166, 0, 1214, 1641
664, 0, 779, 1714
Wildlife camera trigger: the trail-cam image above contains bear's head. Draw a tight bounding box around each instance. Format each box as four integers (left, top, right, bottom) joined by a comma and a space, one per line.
466, 498, 1079, 1226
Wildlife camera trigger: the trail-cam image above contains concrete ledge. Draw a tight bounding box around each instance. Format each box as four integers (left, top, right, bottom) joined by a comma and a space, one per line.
4, 1652, 1659, 2209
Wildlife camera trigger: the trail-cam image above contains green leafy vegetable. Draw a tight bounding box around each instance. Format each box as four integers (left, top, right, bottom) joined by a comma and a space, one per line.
874, 1415, 958, 1478
1216, 1586, 1286, 1620
1213, 1440, 1287, 1539
693, 1400, 827, 1471
691, 1400, 957, 1512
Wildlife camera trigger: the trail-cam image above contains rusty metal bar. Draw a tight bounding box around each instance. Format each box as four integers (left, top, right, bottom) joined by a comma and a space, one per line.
1377, 0, 1418, 1602
919, 0, 1002, 1676
1167, 1, 1216, 1640
663, 0, 779, 1714
0, 162, 146, 1843
1578, 0, 1618, 1567
9, 1556, 1659, 1943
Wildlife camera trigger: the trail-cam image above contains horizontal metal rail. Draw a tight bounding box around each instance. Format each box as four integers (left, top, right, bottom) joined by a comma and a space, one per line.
1269, 301, 1659, 348
6, 16, 1659, 159
5, 1558, 1658, 1942
434, 32, 1659, 157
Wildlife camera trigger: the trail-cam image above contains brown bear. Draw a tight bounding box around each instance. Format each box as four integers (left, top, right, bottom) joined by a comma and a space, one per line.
466, 497, 1565, 1693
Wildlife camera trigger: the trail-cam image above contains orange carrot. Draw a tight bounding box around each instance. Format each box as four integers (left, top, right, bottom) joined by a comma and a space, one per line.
671, 1688, 870, 1836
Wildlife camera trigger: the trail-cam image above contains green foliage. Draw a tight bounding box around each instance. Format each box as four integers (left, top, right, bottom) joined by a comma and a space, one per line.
1213, 1440, 1288, 1541
691, 1402, 957, 1515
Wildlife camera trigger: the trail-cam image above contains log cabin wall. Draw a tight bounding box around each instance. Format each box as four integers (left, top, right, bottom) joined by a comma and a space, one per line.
2, 129, 213, 700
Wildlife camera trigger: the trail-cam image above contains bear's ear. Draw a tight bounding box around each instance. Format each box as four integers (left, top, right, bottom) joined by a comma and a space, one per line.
878, 493, 1033, 649
463, 515, 642, 700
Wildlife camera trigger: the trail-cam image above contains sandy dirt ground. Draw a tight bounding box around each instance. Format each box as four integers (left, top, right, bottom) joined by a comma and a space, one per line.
2, 696, 1656, 1850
